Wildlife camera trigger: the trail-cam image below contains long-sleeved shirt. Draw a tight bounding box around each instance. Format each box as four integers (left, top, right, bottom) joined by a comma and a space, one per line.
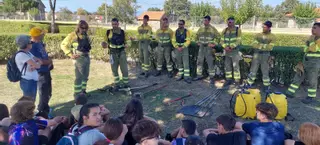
137, 24, 153, 41
61, 32, 90, 57
104, 28, 132, 48
196, 24, 220, 45
304, 35, 320, 53
220, 27, 242, 49
172, 28, 191, 48
155, 28, 174, 44
252, 32, 276, 51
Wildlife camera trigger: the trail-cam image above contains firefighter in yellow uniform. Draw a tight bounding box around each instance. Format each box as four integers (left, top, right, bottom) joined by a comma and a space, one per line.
101, 18, 131, 89
247, 21, 276, 92
194, 15, 220, 84
172, 20, 192, 83
137, 15, 153, 78
61, 20, 92, 97
286, 22, 320, 104
154, 17, 174, 78
221, 17, 242, 86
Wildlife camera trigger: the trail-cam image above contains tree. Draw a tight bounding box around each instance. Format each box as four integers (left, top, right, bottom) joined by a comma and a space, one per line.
293, 2, 317, 27
3, 0, 38, 13
96, 3, 113, 23
190, 2, 214, 17
49, 0, 56, 33
259, 5, 276, 21
59, 7, 73, 21
274, 0, 300, 19
109, 0, 138, 29
147, 7, 161, 11
164, 0, 191, 19
28, 7, 39, 21
77, 7, 89, 15
220, 0, 262, 26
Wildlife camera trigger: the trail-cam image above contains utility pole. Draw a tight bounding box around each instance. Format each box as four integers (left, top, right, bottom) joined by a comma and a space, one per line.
105, 0, 108, 24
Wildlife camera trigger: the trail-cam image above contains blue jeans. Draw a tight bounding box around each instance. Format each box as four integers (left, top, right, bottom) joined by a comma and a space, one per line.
20, 78, 38, 99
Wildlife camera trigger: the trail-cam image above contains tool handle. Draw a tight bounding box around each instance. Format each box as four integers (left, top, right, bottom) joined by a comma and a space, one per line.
168, 93, 192, 103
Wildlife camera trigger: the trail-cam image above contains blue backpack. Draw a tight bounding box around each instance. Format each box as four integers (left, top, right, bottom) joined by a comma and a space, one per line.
56, 124, 93, 145
7, 51, 27, 82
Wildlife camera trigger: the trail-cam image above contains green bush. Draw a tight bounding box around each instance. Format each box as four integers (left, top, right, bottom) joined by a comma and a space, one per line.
0, 32, 309, 85
0, 21, 48, 34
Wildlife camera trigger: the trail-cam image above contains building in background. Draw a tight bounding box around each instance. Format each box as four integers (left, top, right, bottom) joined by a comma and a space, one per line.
137, 11, 166, 30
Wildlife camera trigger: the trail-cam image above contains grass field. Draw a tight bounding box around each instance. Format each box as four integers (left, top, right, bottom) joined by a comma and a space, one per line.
1, 59, 320, 138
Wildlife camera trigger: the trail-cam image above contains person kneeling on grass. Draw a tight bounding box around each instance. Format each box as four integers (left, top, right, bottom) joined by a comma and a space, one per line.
171, 119, 198, 145
235, 102, 285, 145
8, 101, 65, 145
203, 114, 247, 145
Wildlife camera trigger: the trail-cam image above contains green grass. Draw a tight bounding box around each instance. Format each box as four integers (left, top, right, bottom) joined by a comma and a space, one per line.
1, 59, 320, 137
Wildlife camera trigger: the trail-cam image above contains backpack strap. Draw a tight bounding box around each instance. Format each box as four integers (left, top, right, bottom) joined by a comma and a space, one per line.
106, 30, 111, 42
71, 124, 94, 136
120, 29, 125, 44
16, 50, 28, 75
235, 27, 239, 37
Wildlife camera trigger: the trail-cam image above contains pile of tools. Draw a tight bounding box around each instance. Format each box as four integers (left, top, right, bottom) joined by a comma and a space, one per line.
178, 89, 224, 118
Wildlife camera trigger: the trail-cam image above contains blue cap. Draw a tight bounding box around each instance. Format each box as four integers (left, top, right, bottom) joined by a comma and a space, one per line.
16, 35, 31, 49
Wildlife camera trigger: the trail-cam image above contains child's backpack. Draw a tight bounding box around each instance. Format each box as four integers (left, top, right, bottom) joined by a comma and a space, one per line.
7, 51, 27, 82
56, 124, 93, 145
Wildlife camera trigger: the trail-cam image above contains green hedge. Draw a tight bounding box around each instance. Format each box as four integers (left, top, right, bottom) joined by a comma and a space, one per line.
0, 32, 308, 85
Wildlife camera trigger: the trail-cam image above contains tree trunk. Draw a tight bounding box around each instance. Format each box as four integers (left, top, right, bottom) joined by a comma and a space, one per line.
51, 11, 55, 33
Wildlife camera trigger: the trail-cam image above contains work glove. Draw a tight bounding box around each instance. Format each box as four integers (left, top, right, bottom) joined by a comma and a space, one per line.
294, 62, 304, 76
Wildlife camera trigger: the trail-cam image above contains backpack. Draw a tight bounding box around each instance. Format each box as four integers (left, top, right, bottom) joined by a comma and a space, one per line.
7, 51, 27, 82
224, 26, 239, 36
230, 88, 261, 119
56, 124, 94, 145
265, 92, 288, 120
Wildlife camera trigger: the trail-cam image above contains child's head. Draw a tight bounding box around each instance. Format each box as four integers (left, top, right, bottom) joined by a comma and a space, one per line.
298, 122, 320, 145
132, 120, 161, 145
18, 96, 35, 102
216, 114, 236, 134
180, 119, 197, 137
75, 94, 88, 105
10, 101, 35, 123
256, 102, 278, 121
185, 135, 204, 145
0, 104, 9, 121
103, 118, 127, 145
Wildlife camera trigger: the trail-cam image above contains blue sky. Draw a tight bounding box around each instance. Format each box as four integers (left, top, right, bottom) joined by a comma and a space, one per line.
42, 0, 319, 15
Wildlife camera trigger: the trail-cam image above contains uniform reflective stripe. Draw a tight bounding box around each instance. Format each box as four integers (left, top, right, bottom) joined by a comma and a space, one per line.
308, 89, 317, 93
303, 45, 309, 52
306, 53, 320, 57
308, 94, 316, 97
157, 65, 162, 71
226, 75, 232, 78
82, 82, 87, 89
264, 82, 270, 86
230, 43, 237, 47
109, 44, 124, 48
290, 84, 299, 89
184, 69, 190, 72
178, 68, 184, 71
288, 88, 296, 93
253, 41, 259, 44
222, 44, 228, 48
247, 79, 254, 85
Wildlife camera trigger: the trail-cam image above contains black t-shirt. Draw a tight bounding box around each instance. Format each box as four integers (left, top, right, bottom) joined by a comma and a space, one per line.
294, 141, 305, 145
206, 131, 247, 145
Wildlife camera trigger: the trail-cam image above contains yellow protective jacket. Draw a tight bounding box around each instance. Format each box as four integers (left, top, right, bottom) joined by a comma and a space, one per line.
196, 24, 220, 45
304, 35, 320, 54
104, 28, 132, 48
220, 27, 242, 49
155, 28, 174, 44
61, 32, 91, 57
252, 32, 276, 51
172, 28, 191, 48
137, 24, 153, 41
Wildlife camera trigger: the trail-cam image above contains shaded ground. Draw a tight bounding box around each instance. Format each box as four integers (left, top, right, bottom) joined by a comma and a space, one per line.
0, 59, 319, 139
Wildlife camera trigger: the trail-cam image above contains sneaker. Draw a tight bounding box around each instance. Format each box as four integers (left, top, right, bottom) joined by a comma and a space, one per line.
140, 72, 146, 76
176, 76, 183, 81
154, 70, 161, 76
184, 78, 192, 84
168, 71, 173, 78
301, 97, 313, 104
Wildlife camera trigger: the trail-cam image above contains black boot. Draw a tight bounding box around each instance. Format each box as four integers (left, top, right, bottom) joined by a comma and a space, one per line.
301, 97, 313, 104
144, 72, 149, 78
176, 76, 183, 81
184, 78, 192, 84
224, 80, 233, 87
168, 71, 173, 78
140, 72, 145, 76
154, 70, 161, 76
193, 75, 204, 81
286, 91, 295, 98
209, 77, 215, 84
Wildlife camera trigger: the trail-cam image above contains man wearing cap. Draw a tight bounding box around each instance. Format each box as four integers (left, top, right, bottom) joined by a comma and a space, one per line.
61, 20, 92, 97
221, 17, 242, 86
286, 22, 320, 104
194, 15, 220, 84
15, 35, 42, 99
247, 21, 276, 92
29, 27, 53, 115
154, 17, 174, 78
137, 15, 153, 78
101, 18, 131, 90
172, 19, 192, 84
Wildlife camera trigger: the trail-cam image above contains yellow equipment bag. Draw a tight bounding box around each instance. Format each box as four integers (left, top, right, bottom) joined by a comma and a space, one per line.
230, 88, 261, 119
265, 92, 288, 120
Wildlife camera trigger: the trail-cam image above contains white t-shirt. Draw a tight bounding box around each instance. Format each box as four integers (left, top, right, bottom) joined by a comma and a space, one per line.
72, 126, 106, 145
15, 51, 39, 81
